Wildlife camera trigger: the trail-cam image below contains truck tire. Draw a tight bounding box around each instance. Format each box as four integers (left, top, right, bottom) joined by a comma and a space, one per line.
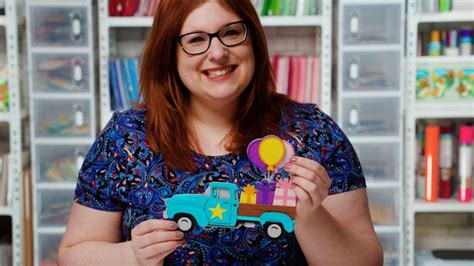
263, 223, 284, 240
174, 214, 196, 232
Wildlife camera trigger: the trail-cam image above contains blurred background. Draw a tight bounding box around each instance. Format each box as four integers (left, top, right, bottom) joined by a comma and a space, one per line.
0, 0, 472, 265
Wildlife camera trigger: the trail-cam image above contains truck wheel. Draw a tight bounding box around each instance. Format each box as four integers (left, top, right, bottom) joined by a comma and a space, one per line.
264, 223, 284, 240
174, 214, 196, 232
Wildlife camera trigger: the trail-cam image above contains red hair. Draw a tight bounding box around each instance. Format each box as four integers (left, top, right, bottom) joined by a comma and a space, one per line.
139, 0, 291, 172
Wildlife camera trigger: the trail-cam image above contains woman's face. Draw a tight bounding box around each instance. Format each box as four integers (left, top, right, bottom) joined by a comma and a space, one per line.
177, 1, 255, 109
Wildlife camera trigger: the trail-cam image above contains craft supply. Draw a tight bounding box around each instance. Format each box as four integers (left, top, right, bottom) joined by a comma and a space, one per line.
425, 125, 440, 202
428, 30, 442, 56
439, 125, 454, 199
460, 29, 472, 56
458, 125, 473, 202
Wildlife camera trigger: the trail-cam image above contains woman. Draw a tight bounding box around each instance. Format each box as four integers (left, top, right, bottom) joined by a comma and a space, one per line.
58, 0, 383, 265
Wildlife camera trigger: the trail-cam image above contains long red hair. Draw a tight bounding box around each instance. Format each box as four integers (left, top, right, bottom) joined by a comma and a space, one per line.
139, 0, 291, 172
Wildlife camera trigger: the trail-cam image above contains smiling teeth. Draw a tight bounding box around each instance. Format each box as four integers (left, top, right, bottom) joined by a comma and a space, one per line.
208, 67, 232, 78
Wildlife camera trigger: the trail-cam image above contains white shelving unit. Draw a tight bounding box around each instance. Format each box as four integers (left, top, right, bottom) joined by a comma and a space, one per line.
25, 1, 96, 265
0, 0, 25, 265
336, 1, 405, 265
98, 0, 333, 128
405, 1, 474, 265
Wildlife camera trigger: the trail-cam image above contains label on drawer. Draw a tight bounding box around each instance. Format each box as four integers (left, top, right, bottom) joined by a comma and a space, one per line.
75, 107, 84, 127
72, 18, 82, 37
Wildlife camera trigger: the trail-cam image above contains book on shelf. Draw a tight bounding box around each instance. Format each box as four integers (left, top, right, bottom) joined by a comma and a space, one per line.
109, 58, 140, 111
271, 54, 320, 104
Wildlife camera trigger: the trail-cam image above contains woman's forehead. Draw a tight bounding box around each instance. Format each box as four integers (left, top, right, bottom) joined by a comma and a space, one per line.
180, 1, 241, 34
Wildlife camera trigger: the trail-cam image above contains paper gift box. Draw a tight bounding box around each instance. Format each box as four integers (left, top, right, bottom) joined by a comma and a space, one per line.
256, 180, 276, 204
273, 178, 296, 207
240, 185, 257, 204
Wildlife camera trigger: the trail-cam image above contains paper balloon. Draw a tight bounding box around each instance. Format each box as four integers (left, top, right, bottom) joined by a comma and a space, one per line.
247, 138, 267, 172
275, 140, 295, 171
258, 135, 285, 172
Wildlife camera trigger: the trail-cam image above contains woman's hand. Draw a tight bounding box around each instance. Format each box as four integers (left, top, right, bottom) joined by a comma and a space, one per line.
284, 156, 331, 223
130, 219, 184, 266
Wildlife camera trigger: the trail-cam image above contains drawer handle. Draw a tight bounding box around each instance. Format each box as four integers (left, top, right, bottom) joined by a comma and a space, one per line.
74, 104, 84, 127
350, 15, 359, 35
349, 107, 359, 126
70, 12, 82, 41
350, 62, 359, 80
76, 155, 84, 170
73, 63, 83, 83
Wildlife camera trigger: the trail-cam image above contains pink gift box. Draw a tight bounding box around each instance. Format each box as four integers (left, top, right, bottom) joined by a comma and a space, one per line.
272, 179, 296, 207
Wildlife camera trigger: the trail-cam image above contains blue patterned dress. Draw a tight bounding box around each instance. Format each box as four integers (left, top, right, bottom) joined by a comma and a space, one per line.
74, 102, 366, 265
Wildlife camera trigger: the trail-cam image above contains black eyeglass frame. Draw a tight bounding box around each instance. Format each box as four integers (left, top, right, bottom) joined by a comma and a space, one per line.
177, 21, 249, 55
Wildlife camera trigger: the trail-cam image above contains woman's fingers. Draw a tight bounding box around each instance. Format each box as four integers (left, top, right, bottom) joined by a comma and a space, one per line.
136, 230, 184, 249
286, 156, 331, 186
132, 219, 178, 237
292, 176, 320, 205
139, 240, 184, 259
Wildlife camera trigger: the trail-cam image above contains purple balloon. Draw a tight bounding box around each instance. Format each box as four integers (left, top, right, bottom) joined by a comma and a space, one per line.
247, 138, 267, 173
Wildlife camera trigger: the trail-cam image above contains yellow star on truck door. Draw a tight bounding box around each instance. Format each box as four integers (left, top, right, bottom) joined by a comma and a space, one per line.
209, 203, 227, 220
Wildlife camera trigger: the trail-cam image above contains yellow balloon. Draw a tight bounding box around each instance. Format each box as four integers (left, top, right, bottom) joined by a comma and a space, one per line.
258, 135, 285, 172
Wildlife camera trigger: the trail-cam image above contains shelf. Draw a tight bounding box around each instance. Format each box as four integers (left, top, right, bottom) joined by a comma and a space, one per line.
374, 225, 401, 233
416, 56, 474, 65
36, 182, 76, 190
32, 92, 91, 100
413, 199, 474, 213
37, 226, 66, 235
106, 15, 326, 28
366, 181, 401, 189
413, 102, 474, 118
414, 11, 474, 23
0, 16, 6, 27
0, 109, 30, 122
0, 206, 12, 216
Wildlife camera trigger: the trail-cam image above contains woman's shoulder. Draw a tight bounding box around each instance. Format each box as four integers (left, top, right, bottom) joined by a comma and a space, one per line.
282, 102, 337, 130
106, 107, 147, 134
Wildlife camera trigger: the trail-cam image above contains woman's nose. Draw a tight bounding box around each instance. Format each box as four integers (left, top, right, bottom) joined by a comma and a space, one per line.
207, 37, 228, 62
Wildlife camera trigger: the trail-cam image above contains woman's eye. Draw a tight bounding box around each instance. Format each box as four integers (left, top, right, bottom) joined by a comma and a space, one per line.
188, 36, 206, 44
223, 29, 240, 37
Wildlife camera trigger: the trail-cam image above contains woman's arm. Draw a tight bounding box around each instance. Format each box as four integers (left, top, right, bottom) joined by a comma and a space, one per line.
286, 157, 383, 266
295, 189, 383, 266
58, 202, 137, 265
58, 203, 184, 266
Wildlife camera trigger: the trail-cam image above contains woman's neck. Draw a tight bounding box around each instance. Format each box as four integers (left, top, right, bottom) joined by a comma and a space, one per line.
188, 98, 238, 156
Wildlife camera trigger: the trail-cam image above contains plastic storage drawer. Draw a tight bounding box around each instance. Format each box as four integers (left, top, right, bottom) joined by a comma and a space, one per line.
352, 142, 400, 182
343, 4, 401, 45
38, 189, 73, 227
341, 97, 400, 136
367, 188, 399, 226
378, 232, 400, 266
32, 54, 90, 93
38, 233, 62, 266
36, 144, 89, 183
30, 6, 88, 47
342, 51, 400, 91
33, 99, 92, 138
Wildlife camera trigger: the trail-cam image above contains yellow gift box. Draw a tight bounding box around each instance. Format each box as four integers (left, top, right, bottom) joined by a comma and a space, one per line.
240, 185, 257, 204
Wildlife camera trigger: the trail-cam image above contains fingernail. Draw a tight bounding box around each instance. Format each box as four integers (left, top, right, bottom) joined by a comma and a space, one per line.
284, 164, 291, 170
290, 157, 297, 163
170, 222, 178, 229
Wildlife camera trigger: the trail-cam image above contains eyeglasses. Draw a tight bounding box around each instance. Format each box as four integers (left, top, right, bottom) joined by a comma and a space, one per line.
177, 21, 248, 55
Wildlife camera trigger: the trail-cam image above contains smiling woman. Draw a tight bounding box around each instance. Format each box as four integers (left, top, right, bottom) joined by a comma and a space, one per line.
57, 0, 383, 265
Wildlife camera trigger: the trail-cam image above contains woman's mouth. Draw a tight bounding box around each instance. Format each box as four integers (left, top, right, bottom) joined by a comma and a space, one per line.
204, 65, 237, 78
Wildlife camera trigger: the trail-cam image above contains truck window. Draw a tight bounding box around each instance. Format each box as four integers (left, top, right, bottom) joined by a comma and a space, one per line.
219, 189, 230, 200
204, 187, 211, 196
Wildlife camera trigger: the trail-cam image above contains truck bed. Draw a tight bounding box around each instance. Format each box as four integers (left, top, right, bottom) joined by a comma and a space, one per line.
238, 203, 296, 219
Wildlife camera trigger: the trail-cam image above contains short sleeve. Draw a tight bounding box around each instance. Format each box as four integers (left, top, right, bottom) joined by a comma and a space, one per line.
74, 112, 125, 211
305, 106, 366, 195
